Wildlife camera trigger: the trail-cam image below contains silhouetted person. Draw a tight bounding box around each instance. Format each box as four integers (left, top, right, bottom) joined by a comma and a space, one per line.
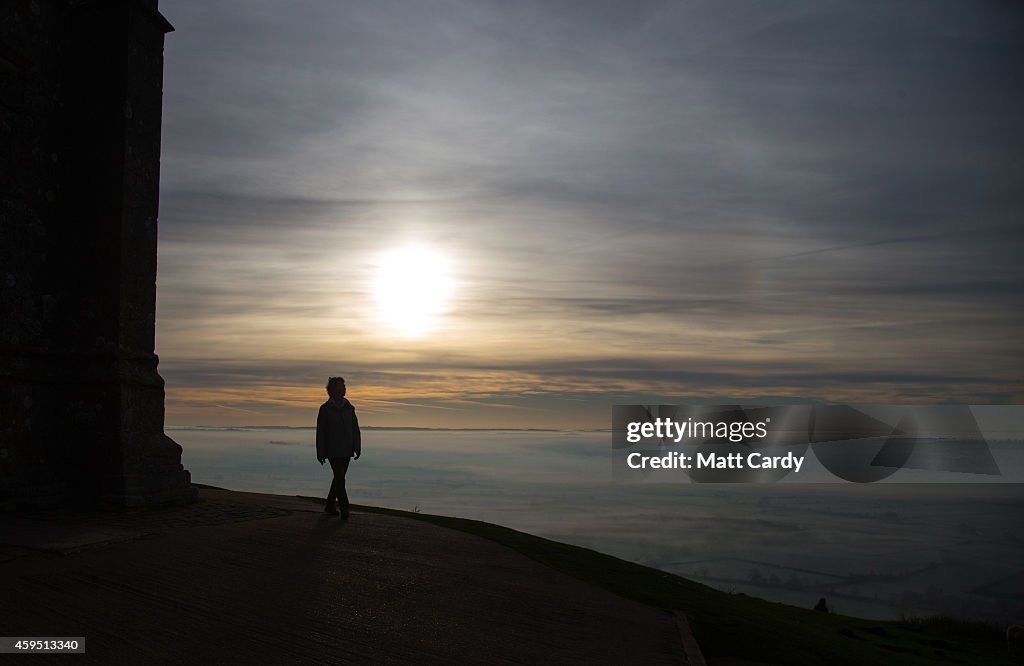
813, 597, 829, 613
316, 376, 361, 519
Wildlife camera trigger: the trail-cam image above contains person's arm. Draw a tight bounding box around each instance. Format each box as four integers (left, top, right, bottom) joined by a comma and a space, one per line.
352, 409, 361, 460
316, 406, 327, 464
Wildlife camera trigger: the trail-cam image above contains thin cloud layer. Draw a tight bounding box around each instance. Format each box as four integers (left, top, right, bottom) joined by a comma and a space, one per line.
157, 0, 1024, 427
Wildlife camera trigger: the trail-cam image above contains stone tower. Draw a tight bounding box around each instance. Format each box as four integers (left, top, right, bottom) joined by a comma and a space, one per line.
1, 0, 195, 506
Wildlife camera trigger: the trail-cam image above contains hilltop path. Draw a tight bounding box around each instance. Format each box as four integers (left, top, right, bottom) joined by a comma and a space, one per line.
0, 487, 697, 664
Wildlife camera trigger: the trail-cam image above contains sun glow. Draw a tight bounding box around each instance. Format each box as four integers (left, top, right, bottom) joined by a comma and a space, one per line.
372, 245, 454, 338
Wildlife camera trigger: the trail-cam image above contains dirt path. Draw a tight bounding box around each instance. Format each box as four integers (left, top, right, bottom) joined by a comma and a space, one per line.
0, 487, 694, 664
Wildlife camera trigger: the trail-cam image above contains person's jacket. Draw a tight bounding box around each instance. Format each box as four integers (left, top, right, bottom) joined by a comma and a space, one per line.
316, 398, 361, 460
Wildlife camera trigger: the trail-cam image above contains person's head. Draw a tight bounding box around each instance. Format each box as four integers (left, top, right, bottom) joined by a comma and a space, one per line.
326, 376, 347, 399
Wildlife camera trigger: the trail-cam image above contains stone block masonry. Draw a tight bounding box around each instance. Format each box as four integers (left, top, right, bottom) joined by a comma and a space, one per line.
1, 0, 195, 507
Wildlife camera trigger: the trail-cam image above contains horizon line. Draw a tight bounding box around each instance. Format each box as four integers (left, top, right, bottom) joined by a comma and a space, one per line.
165, 424, 611, 433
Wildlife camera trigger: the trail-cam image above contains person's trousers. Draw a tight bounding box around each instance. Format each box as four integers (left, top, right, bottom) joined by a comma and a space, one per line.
326, 457, 351, 514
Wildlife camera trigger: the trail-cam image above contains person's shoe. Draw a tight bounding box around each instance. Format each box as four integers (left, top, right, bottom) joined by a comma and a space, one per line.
324, 503, 339, 515
339, 511, 350, 521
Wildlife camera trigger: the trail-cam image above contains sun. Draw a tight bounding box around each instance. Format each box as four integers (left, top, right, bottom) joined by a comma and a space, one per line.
372, 245, 454, 338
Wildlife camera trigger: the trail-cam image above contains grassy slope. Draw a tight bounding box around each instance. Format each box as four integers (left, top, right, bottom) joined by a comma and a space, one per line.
346, 502, 1014, 666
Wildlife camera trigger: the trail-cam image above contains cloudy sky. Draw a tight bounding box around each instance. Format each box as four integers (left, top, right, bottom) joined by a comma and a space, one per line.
155, 0, 1023, 428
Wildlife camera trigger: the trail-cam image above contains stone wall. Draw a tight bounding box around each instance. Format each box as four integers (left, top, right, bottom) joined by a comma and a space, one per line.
0, 0, 195, 506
